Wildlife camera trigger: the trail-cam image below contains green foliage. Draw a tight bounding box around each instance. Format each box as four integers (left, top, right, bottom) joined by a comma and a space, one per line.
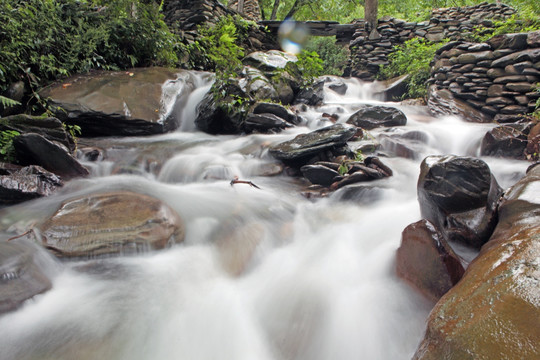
379, 38, 448, 99
296, 50, 324, 87
304, 37, 349, 76
187, 15, 247, 76
0, 130, 20, 163
0, 96, 21, 109
0, 0, 180, 96
471, 14, 540, 42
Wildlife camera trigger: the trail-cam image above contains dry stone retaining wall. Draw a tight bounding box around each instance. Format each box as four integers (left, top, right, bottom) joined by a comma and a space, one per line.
349, 2, 516, 80
428, 31, 540, 118
228, 0, 262, 21
162, 0, 274, 52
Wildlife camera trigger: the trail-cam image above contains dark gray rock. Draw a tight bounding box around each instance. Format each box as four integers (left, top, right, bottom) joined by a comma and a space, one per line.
481, 124, 530, 158
13, 134, 89, 179
269, 124, 357, 163
244, 113, 292, 133
300, 164, 341, 187
0, 165, 63, 205
346, 105, 407, 130
252, 102, 299, 124
0, 115, 75, 152
294, 80, 325, 106
417, 155, 502, 248
427, 85, 492, 123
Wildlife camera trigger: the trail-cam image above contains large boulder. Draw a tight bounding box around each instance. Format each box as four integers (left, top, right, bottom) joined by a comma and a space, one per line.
346, 105, 407, 130
396, 219, 465, 302
39, 67, 186, 136
0, 241, 52, 314
13, 134, 89, 179
269, 124, 357, 165
414, 166, 540, 360
0, 165, 63, 205
417, 155, 502, 248
37, 191, 185, 258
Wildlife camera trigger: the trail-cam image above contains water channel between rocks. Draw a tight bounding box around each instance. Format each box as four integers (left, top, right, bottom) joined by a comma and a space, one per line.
0, 73, 530, 360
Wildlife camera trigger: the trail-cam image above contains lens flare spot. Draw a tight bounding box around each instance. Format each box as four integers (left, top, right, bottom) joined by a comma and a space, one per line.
278, 19, 310, 55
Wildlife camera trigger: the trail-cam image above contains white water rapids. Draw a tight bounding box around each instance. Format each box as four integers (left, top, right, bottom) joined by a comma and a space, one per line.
0, 73, 530, 360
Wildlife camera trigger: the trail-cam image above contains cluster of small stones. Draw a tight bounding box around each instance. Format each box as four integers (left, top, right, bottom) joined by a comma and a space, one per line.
162, 0, 274, 53
228, 0, 262, 21
429, 31, 540, 118
349, 2, 515, 80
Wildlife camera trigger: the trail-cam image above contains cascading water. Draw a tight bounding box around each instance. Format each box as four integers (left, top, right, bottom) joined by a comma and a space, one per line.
0, 73, 530, 360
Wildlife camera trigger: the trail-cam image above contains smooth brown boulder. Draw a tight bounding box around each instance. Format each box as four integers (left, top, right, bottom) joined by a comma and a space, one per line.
396, 220, 465, 302
38, 191, 185, 258
414, 166, 540, 360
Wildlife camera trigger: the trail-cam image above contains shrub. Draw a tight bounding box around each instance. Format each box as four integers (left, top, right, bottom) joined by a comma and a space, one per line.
0, 0, 180, 98
471, 14, 540, 43
379, 38, 448, 99
304, 37, 349, 76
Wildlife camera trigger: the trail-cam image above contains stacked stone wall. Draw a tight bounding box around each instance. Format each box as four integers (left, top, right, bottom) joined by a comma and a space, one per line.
162, 0, 275, 53
428, 31, 540, 119
349, 2, 516, 80
228, 0, 262, 21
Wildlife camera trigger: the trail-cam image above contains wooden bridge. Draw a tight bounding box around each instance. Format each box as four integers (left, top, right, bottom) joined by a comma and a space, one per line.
258, 20, 358, 44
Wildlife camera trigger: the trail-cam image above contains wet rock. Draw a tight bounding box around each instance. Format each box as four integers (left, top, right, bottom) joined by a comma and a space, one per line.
14, 134, 89, 179
417, 155, 502, 248
269, 124, 357, 164
346, 105, 407, 130
239, 67, 279, 102
427, 85, 492, 123
379, 130, 429, 160
414, 166, 540, 360
0, 165, 63, 205
244, 113, 292, 133
0, 114, 75, 152
300, 164, 341, 187
38, 191, 185, 258
480, 124, 530, 158
0, 81, 25, 116
40, 68, 186, 136
396, 219, 465, 302
0, 241, 52, 314
252, 102, 299, 125
243, 50, 297, 72
195, 83, 245, 134
294, 80, 325, 106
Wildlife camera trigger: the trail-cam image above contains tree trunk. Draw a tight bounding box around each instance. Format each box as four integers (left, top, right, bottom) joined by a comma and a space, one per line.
365, 0, 378, 30
271, 0, 280, 20
285, 0, 305, 19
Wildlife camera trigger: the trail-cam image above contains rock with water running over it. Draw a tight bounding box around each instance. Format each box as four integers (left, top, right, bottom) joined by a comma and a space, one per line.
13, 134, 89, 179
346, 105, 407, 130
414, 165, 540, 360
396, 219, 465, 302
293, 80, 325, 106
0, 241, 52, 314
37, 191, 185, 258
427, 85, 492, 123
39, 67, 187, 136
417, 155, 502, 248
0, 165, 63, 205
269, 124, 357, 165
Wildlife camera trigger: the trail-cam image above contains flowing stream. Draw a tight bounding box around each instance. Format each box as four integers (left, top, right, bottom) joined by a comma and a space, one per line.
0, 73, 530, 360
